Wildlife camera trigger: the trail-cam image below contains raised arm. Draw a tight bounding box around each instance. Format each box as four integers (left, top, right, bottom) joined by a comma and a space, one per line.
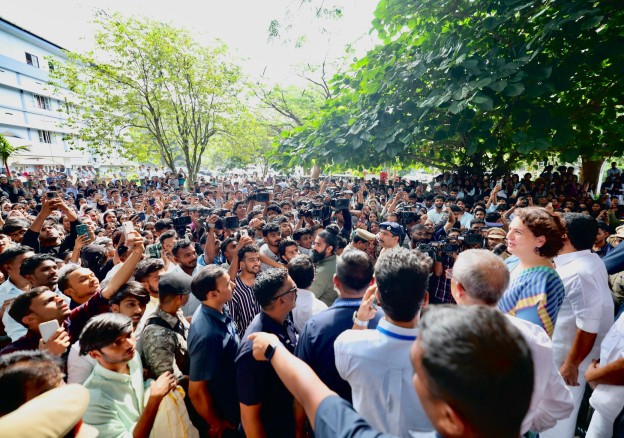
101, 231, 145, 299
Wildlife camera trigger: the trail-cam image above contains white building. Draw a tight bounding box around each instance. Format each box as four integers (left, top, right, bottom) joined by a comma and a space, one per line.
0, 17, 130, 175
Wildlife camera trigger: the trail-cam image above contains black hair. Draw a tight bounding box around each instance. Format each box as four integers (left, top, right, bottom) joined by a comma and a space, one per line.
253, 268, 289, 308
0, 245, 33, 268
563, 213, 598, 251
293, 228, 312, 242
191, 265, 227, 302
325, 224, 340, 235
238, 244, 259, 262
19, 253, 56, 277
158, 229, 177, 244
2, 219, 29, 235
262, 222, 281, 237
278, 239, 298, 260
220, 237, 237, 255
172, 239, 193, 257
57, 264, 80, 293
79, 313, 133, 356
316, 230, 338, 255
287, 255, 315, 289
133, 258, 165, 282
375, 247, 431, 321
8, 287, 51, 327
418, 305, 533, 438
154, 219, 174, 232
109, 281, 150, 306
232, 200, 246, 214
0, 351, 64, 415
266, 204, 282, 214
336, 249, 373, 293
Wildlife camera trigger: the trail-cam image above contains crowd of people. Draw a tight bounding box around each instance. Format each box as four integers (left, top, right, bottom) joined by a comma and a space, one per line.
0, 161, 624, 438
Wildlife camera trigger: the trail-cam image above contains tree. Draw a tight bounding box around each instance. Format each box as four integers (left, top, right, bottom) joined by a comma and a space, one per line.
51, 13, 244, 186
0, 134, 29, 177
278, 0, 624, 183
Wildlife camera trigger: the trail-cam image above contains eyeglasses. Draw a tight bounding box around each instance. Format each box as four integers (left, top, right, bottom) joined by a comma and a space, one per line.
272, 286, 298, 300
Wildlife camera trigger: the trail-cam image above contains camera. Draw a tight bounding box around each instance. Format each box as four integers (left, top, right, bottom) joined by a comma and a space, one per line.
224, 216, 240, 229
172, 215, 192, 227
441, 242, 461, 254
400, 210, 420, 224
330, 198, 350, 210
255, 192, 270, 202
414, 243, 436, 261
462, 231, 484, 246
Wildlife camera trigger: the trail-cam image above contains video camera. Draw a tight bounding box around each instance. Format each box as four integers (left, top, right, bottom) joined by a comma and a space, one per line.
461, 230, 484, 246
330, 198, 350, 210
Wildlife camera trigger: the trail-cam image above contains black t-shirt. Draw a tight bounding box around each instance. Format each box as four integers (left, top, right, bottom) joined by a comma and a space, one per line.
236, 311, 297, 437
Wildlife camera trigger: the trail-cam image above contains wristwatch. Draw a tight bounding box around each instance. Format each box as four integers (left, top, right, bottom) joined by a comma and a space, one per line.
264, 342, 279, 362
352, 311, 369, 328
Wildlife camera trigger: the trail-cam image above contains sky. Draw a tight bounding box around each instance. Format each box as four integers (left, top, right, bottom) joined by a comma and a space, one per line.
1, 0, 380, 84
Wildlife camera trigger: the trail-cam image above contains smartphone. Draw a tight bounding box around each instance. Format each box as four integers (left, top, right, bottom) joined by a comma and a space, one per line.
122, 221, 135, 247
137, 212, 146, 222
148, 197, 155, 206
39, 319, 59, 343
240, 229, 248, 238
46, 191, 57, 199
76, 224, 90, 240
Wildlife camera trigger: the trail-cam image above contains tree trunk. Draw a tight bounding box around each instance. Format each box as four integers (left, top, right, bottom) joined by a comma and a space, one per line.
4, 161, 10, 177
311, 164, 322, 179
580, 156, 604, 188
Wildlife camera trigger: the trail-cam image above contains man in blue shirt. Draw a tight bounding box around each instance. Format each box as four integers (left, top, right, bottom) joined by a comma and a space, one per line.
295, 249, 379, 403
188, 265, 240, 437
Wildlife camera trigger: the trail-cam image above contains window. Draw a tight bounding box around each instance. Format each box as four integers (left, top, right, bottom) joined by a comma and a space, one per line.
34, 94, 51, 110
48, 60, 55, 71
38, 130, 52, 144
25, 52, 39, 68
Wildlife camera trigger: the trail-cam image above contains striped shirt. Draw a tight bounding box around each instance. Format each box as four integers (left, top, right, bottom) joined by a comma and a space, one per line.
230, 274, 261, 337
498, 266, 565, 337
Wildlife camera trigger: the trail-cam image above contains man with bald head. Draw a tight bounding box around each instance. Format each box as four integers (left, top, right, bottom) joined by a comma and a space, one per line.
450, 249, 573, 435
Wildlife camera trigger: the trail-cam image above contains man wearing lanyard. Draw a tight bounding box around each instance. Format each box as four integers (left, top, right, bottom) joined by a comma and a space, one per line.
334, 247, 434, 437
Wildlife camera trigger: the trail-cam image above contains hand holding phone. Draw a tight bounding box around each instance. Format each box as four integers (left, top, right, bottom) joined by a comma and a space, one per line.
122, 221, 135, 249
39, 319, 60, 343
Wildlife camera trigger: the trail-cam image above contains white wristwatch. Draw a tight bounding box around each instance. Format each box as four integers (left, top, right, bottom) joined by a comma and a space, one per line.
352, 311, 369, 328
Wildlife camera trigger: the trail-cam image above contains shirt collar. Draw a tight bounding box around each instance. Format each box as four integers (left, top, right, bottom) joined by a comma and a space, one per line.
554, 249, 591, 266
201, 303, 231, 324
377, 318, 418, 340
259, 311, 289, 332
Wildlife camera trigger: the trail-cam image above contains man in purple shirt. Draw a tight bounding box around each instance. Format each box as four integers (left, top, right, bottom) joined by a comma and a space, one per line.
0, 231, 145, 356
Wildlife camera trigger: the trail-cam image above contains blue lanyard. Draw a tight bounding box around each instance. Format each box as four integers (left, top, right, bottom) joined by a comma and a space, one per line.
331, 299, 362, 308
377, 325, 417, 341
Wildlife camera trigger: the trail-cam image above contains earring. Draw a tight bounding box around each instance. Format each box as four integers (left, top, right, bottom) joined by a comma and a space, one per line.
534, 246, 541, 254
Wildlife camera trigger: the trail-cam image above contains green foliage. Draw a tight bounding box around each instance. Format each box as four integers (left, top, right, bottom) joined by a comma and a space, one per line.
278, 0, 624, 173
0, 133, 29, 176
50, 13, 244, 185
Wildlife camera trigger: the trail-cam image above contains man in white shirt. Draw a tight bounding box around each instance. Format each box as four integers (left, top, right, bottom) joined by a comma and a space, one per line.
542, 213, 614, 438
0, 246, 35, 341
287, 255, 326, 333
450, 249, 573, 435
426, 195, 445, 225
334, 247, 433, 437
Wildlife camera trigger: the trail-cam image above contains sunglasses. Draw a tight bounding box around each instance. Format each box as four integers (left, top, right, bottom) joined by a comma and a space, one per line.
272, 286, 298, 301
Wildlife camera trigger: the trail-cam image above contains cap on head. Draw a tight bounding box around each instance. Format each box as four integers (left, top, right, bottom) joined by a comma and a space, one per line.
158, 271, 192, 299
379, 221, 403, 238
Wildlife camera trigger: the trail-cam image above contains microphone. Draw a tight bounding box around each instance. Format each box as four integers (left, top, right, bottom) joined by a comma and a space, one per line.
492, 243, 507, 255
